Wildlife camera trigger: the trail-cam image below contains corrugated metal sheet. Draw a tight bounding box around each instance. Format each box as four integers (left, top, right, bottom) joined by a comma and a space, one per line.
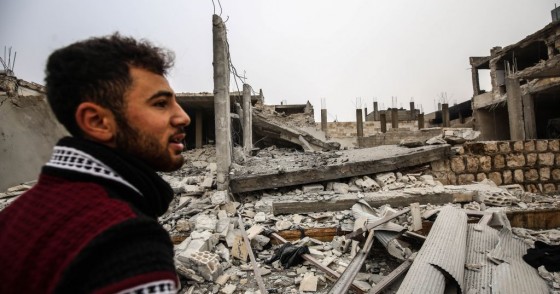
397, 206, 467, 294
491, 228, 549, 294
464, 223, 499, 294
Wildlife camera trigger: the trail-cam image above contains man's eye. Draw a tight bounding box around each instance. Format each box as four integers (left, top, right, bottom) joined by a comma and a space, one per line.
154, 101, 167, 108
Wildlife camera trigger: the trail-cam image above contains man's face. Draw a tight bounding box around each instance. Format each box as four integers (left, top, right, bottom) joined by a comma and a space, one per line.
115, 67, 190, 172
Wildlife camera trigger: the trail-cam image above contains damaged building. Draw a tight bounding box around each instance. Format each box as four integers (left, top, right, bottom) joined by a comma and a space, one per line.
3, 12, 560, 294
470, 19, 560, 141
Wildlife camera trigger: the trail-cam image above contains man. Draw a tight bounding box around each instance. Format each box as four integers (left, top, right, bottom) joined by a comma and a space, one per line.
0, 34, 190, 293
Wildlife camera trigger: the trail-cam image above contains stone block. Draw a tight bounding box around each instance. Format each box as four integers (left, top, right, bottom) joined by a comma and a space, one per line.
506, 153, 526, 168
498, 142, 511, 153
457, 174, 475, 185
450, 157, 465, 173
536, 140, 548, 152
493, 155, 505, 169
333, 183, 349, 194
544, 183, 556, 193
552, 169, 560, 180
430, 160, 449, 172
299, 273, 318, 292
479, 156, 492, 172
514, 169, 524, 183
375, 172, 397, 186
221, 284, 236, 294
503, 170, 512, 184
447, 173, 457, 185
465, 156, 479, 173
246, 224, 264, 239
195, 214, 218, 232
488, 172, 503, 186
302, 184, 324, 193
525, 169, 539, 181
476, 173, 487, 182
526, 184, 538, 193
513, 141, 524, 151
538, 153, 555, 166
540, 167, 551, 181
526, 153, 537, 166
201, 176, 214, 189
231, 235, 249, 261
524, 141, 535, 151
549, 140, 560, 151
184, 251, 223, 282
483, 142, 499, 153
211, 191, 228, 205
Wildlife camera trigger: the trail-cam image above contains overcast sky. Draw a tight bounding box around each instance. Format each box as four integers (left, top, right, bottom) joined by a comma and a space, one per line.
2, 0, 557, 121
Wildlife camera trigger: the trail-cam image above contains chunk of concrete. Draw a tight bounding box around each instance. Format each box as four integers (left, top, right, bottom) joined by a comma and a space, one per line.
299, 273, 318, 292
302, 184, 324, 193
183, 251, 223, 282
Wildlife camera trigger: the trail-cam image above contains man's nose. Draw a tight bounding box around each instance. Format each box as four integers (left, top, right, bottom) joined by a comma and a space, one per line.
172, 102, 190, 127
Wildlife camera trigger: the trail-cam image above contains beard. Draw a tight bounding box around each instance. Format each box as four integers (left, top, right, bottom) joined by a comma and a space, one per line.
114, 119, 184, 172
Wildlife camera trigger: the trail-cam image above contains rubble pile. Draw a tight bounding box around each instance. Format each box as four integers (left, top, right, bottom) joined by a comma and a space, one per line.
2, 143, 560, 293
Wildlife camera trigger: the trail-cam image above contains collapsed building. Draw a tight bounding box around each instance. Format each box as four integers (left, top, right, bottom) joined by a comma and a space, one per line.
3, 13, 560, 294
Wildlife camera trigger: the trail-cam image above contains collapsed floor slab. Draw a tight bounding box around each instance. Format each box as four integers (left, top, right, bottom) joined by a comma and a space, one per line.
230, 144, 450, 193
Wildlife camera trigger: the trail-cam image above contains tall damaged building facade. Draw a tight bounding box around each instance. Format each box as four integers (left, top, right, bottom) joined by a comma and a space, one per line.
470, 16, 560, 141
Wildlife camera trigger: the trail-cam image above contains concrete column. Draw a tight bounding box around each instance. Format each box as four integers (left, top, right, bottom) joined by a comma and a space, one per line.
522, 93, 537, 139
380, 113, 387, 133
442, 103, 450, 127
391, 108, 398, 129
506, 77, 525, 140
471, 66, 481, 96
364, 107, 368, 121
213, 14, 232, 190
409, 102, 415, 120
418, 113, 425, 129
356, 109, 364, 137
242, 83, 252, 154
321, 108, 328, 134
373, 102, 379, 121
195, 109, 203, 148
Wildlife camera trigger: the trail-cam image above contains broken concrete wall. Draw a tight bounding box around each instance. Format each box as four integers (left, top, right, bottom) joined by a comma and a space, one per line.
0, 77, 68, 191
325, 121, 419, 138
431, 140, 560, 193
358, 128, 442, 148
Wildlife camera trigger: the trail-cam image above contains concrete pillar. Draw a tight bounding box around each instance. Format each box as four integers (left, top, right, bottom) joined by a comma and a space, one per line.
321, 108, 328, 135
195, 109, 203, 148
522, 93, 537, 139
409, 102, 415, 120
242, 83, 252, 154
471, 66, 481, 96
438, 103, 442, 111
213, 14, 232, 190
506, 77, 525, 140
442, 103, 450, 127
364, 107, 368, 121
418, 113, 425, 129
391, 108, 398, 129
380, 113, 387, 133
356, 109, 364, 138
373, 102, 379, 121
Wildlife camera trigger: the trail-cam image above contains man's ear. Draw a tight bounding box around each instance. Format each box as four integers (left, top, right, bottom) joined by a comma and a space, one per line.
75, 102, 117, 145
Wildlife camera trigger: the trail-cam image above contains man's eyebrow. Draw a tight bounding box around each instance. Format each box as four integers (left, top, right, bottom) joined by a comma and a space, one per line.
147, 90, 175, 101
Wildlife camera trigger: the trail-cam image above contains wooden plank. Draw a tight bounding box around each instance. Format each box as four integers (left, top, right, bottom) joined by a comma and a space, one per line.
273, 227, 349, 243
231, 145, 450, 193
506, 208, 560, 230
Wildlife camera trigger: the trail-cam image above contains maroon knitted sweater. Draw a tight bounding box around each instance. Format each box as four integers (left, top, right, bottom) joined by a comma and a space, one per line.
0, 137, 178, 294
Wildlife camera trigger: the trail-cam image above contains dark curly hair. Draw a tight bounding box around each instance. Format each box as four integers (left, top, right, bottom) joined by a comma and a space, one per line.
45, 33, 175, 136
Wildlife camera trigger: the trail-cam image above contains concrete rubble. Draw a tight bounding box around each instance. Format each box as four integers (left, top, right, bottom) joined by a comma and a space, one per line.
2, 142, 560, 293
